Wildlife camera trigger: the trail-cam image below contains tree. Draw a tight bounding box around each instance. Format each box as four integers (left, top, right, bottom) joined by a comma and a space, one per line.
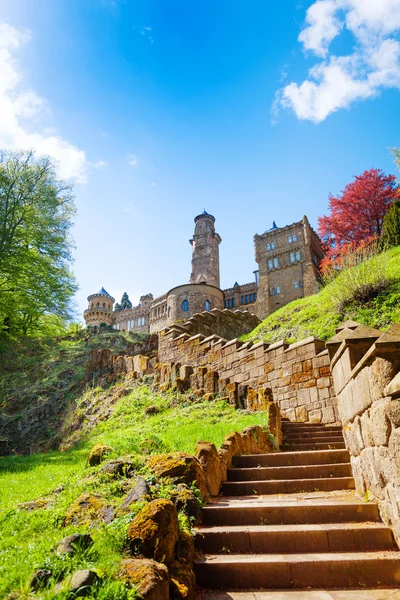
318, 168, 400, 272
0, 150, 77, 335
114, 302, 122, 312
119, 292, 132, 310
381, 200, 400, 249
392, 147, 400, 173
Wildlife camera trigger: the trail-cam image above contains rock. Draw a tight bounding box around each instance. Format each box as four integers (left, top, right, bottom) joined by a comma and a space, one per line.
176, 529, 195, 563
55, 569, 99, 597
87, 444, 112, 466
389, 399, 400, 426
101, 459, 135, 478
148, 453, 208, 501
120, 558, 169, 600
369, 398, 391, 446
169, 559, 196, 599
145, 405, 160, 415
385, 372, 400, 398
55, 533, 93, 555
29, 568, 52, 591
127, 499, 178, 564
195, 442, 220, 497
119, 477, 151, 514
170, 484, 202, 525
64, 493, 114, 527
19, 497, 53, 511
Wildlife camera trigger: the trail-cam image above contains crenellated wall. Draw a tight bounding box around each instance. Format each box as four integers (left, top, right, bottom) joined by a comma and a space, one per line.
158, 325, 338, 424
327, 320, 400, 543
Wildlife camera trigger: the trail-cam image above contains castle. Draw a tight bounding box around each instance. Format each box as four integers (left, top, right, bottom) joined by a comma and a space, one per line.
83, 211, 324, 332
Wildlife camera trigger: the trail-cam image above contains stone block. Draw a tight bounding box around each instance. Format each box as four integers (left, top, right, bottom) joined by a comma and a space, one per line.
350, 455, 366, 495
369, 358, 397, 401
369, 398, 391, 446
321, 406, 335, 423
389, 398, 400, 426
317, 377, 331, 389
295, 406, 308, 422
309, 409, 322, 423
343, 416, 364, 456
385, 371, 400, 398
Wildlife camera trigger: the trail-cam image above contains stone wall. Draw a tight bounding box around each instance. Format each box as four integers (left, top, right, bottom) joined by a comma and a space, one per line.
158, 327, 338, 424
327, 320, 400, 543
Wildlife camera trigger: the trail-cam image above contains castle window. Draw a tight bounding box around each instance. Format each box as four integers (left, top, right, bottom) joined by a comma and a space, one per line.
266, 241, 276, 251
227, 299, 231, 308
271, 286, 281, 296
241, 296, 244, 305
254, 292, 257, 301
293, 234, 298, 242
231, 298, 235, 307
182, 300, 189, 312
249, 293, 253, 302
290, 251, 301, 263
268, 259, 273, 270
294, 281, 299, 289
245, 295, 248, 303
288, 234, 298, 244
204, 300, 211, 311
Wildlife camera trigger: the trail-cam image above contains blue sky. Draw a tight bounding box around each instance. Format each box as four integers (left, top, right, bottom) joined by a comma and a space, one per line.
0, 0, 399, 318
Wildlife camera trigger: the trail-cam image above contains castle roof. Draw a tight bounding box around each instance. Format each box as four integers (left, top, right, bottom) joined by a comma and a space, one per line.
194, 209, 215, 223
87, 287, 115, 301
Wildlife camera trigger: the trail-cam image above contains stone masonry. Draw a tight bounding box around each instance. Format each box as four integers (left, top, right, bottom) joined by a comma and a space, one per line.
327, 320, 400, 544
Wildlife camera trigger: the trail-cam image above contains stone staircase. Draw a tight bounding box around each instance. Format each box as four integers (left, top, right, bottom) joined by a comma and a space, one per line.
195, 421, 400, 598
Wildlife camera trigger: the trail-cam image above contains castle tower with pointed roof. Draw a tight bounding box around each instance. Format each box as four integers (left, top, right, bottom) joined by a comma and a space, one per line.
189, 210, 222, 288
84, 287, 115, 327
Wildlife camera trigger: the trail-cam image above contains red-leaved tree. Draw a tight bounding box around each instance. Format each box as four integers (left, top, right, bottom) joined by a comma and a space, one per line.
318, 168, 400, 273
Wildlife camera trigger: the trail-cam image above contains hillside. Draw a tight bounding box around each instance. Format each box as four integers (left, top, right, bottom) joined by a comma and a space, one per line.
0, 332, 268, 599
243, 246, 400, 344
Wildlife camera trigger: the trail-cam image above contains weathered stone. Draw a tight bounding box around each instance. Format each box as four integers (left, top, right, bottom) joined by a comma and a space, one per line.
343, 417, 364, 456
119, 477, 151, 514
295, 405, 307, 422
120, 558, 169, 600
195, 441, 221, 496
385, 371, 400, 398
87, 444, 112, 466
169, 484, 202, 525
369, 398, 391, 446
148, 453, 208, 500
169, 559, 195, 599
127, 499, 178, 564
55, 569, 99, 597
64, 494, 113, 527
369, 358, 397, 401
389, 399, 400, 426
309, 409, 322, 424
101, 459, 134, 478
55, 533, 93, 556
29, 569, 52, 591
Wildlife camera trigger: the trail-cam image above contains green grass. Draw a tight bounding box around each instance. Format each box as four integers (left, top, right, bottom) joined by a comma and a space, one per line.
0, 383, 267, 598
243, 246, 400, 344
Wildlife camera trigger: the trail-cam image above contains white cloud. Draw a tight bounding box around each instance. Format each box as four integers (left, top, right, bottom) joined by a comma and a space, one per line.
127, 154, 139, 167
276, 0, 400, 123
0, 22, 89, 182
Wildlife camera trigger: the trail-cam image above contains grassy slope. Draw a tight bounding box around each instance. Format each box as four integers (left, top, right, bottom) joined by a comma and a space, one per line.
0, 335, 267, 598
243, 247, 400, 344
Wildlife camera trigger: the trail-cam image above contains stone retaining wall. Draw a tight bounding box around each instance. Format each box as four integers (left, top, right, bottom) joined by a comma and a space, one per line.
327, 320, 400, 543
158, 327, 338, 424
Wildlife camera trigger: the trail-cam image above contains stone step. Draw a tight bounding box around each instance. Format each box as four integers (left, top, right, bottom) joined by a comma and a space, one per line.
234, 449, 350, 468
283, 436, 344, 444
283, 431, 344, 439
281, 425, 342, 432
227, 463, 352, 482
199, 589, 400, 599
202, 499, 380, 527
194, 551, 400, 589
195, 522, 396, 554
221, 477, 355, 496
282, 442, 346, 451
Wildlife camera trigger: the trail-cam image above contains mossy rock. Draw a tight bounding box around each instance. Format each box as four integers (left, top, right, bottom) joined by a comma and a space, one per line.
127, 498, 178, 564
148, 453, 208, 501
170, 558, 195, 599
176, 529, 195, 563
119, 558, 169, 600
64, 493, 114, 527
87, 444, 113, 466
169, 484, 202, 525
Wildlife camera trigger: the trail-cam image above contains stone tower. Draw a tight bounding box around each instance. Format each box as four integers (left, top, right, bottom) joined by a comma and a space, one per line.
190, 210, 222, 288
84, 287, 115, 327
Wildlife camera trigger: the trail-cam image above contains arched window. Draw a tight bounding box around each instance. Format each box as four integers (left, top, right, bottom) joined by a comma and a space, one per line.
182, 300, 189, 312
204, 300, 211, 311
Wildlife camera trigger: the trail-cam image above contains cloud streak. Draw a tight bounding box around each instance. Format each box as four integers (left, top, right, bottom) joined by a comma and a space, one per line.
0, 22, 90, 182
275, 0, 400, 123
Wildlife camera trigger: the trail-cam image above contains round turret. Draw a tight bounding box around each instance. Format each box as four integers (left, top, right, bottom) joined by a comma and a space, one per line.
194, 209, 216, 223
84, 287, 115, 327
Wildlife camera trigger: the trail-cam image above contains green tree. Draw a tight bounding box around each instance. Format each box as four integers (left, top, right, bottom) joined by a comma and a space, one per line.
0, 150, 77, 335
391, 147, 400, 173
114, 302, 122, 312
119, 292, 132, 310
381, 199, 400, 249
